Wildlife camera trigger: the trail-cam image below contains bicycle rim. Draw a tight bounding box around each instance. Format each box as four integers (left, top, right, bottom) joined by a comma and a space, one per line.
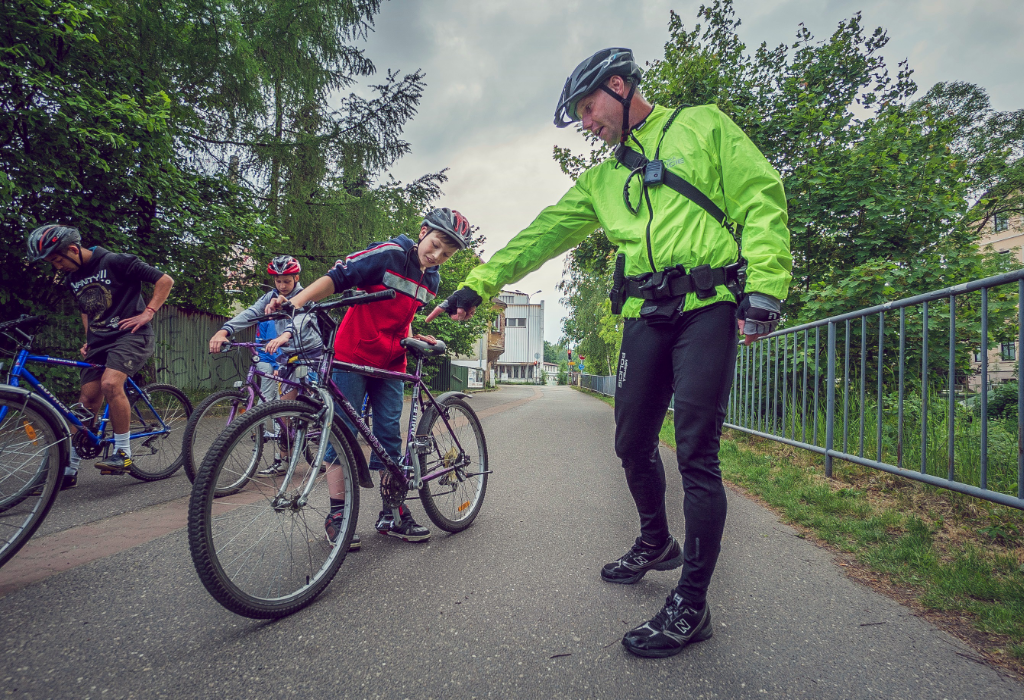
128, 384, 192, 481
183, 389, 249, 484
417, 397, 488, 533
0, 396, 63, 568
188, 401, 357, 618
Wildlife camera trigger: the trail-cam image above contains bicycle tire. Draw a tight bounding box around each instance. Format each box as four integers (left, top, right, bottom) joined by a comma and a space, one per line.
188, 400, 358, 619
127, 384, 192, 481
415, 396, 488, 533
181, 389, 252, 484
0, 390, 66, 569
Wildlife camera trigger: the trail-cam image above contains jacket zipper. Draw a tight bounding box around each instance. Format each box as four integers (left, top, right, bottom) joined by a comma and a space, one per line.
629, 132, 657, 272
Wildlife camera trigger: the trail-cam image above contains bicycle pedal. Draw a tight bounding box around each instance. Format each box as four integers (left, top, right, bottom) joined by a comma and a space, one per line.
97, 467, 130, 476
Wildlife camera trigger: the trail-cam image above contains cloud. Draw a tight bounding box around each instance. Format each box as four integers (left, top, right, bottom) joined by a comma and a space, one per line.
354, 0, 1024, 342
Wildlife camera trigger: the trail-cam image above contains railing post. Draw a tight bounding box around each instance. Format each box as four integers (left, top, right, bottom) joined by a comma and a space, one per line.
825, 321, 836, 478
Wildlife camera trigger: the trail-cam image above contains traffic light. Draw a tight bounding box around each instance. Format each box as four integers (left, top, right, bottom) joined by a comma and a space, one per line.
567, 349, 573, 362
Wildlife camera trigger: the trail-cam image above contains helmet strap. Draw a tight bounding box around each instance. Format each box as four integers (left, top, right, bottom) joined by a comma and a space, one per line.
600, 81, 637, 144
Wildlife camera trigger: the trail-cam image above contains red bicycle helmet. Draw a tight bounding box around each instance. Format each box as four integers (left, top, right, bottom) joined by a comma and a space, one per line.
421, 208, 471, 250
267, 255, 301, 275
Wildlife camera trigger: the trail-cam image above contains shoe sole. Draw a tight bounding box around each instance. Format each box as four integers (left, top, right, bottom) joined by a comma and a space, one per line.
601, 552, 684, 585
385, 530, 430, 542
324, 534, 361, 550
621, 624, 713, 658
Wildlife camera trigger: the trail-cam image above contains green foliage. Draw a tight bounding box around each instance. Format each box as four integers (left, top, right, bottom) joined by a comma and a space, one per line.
2, 0, 451, 374
552, 1, 1024, 358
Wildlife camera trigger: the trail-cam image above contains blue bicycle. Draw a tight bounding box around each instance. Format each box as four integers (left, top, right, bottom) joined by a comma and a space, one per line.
0, 315, 192, 568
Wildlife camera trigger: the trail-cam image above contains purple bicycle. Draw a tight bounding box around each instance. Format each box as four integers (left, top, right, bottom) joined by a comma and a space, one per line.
187, 290, 489, 618
180, 341, 316, 494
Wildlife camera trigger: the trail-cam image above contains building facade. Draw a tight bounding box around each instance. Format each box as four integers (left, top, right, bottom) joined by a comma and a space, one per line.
494, 291, 545, 383
972, 212, 1024, 389
451, 298, 507, 387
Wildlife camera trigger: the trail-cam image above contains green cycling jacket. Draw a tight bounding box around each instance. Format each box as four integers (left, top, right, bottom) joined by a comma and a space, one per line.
462, 104, 793, 317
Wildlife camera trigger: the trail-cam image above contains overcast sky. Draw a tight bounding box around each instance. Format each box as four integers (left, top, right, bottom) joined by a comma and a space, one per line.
356, 0, 1024, 343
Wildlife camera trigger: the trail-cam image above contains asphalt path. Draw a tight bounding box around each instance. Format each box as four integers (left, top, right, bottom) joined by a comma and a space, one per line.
1, 385, 1022, 699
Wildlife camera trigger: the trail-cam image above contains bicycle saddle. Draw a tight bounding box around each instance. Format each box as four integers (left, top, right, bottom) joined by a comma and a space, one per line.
400, 338, 447, 358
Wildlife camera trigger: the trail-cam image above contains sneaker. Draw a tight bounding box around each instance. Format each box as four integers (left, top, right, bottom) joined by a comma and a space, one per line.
323, 512, 361, 551
60, 472, 78, 490
257, 459, 287, 477
621, 593, 713, 658
374, 510, 394, 534
601, 535, 683, 584
387, 508, 430, 542
95, 449, 132, 475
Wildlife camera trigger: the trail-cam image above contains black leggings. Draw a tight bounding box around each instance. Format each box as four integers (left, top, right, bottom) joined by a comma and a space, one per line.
613, 302, 737, 606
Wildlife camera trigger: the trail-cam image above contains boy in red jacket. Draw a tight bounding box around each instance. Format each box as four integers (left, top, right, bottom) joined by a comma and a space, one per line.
268, 208, 472, 547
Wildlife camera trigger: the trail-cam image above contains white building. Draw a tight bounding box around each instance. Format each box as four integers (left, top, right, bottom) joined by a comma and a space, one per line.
494, 290, 545, 383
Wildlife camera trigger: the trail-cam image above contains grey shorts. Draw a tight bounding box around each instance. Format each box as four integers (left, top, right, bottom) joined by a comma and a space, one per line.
81, 333, 156, 384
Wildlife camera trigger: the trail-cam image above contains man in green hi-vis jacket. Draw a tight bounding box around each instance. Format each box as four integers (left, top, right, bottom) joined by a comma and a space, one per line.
428, 48, 792, 658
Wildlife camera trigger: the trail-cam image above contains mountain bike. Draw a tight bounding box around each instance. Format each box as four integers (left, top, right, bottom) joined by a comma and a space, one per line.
187, 291, 490, 618
0, 315, 191, 568
180, 342, 318, 493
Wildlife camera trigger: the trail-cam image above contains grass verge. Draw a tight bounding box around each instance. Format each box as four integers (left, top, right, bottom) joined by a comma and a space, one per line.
572, 385, 1024, 676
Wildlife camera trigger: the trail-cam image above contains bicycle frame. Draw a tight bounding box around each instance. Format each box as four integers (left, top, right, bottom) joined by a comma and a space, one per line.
223, 342, 308, 415
323, 354, 470, 491
2, 348, 169, 452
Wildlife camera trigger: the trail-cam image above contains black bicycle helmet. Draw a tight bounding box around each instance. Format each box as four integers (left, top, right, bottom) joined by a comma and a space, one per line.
422, 208, 471, 250
554, 48, 643, 129
26, 224, 82, 262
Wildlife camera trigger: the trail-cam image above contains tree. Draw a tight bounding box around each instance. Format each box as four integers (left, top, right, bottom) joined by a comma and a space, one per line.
552, 1, 1024, 372
1, 0, 282, 322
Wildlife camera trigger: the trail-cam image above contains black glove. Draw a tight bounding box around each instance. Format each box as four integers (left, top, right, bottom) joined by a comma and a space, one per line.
736, 293, 781, 338
438, 287, 483, 318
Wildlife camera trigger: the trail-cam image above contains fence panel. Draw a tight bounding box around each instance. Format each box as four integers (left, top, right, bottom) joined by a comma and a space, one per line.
727, 268, 1024, 511
580, 373, 617, 397
23, 303, 252, 399
449, 364, 469, 393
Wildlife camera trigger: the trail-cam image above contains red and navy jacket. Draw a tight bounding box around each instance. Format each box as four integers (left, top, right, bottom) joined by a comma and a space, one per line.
326, 234, 440, 372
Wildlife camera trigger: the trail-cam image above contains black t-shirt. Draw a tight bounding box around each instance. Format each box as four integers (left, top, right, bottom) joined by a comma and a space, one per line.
64, 246, 165, 343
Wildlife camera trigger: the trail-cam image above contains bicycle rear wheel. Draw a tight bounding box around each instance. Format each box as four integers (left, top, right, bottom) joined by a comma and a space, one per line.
415, 396, 488, 533
0, 391, 65, 569
181, 389, 255, 487
188, 400, 358, 619
127, 384, 192, 481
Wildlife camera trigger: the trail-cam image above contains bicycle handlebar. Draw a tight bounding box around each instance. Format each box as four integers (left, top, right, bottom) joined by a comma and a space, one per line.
0, 314, 46, 332
248, 289, 398, 324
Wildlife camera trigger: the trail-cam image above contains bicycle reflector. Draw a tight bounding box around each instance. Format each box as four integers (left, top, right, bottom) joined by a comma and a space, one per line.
23, 422, 38, 443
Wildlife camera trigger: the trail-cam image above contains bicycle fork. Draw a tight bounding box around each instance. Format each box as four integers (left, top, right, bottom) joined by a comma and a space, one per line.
271, 387, 334, 511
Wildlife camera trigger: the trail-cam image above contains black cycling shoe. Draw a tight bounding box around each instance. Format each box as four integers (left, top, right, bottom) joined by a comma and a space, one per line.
60, 472, 78, 490
95, 449, 132, 475
387, 508, 430, 542
601, 535, 683, 584
622, 592, 713, 658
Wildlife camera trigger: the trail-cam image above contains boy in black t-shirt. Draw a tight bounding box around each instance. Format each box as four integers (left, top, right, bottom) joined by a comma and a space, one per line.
26, 225, 175, 488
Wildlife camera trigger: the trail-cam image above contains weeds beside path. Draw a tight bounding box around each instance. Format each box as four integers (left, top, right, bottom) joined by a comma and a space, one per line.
571, 385, 1024, 678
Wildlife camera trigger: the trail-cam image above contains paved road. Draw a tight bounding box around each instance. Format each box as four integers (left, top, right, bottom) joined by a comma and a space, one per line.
1, 385, 1021, 699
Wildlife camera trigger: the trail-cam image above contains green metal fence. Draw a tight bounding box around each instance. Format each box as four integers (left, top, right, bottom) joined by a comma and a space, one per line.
426, 358, 469, 393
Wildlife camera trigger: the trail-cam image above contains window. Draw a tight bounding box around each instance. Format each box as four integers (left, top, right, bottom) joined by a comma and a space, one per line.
507, 317, 525, 327
492, 316, 502, 332
994, 214, 1009, 232
1001, 343, 1016, 361
974, 349, 982, 363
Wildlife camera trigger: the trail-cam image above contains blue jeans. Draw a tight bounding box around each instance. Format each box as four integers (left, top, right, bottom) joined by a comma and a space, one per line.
323, 368, 403, 471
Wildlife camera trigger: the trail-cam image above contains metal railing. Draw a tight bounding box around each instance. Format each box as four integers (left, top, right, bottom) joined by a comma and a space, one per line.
580, 373, 618, 397
728, 269, 1024, 511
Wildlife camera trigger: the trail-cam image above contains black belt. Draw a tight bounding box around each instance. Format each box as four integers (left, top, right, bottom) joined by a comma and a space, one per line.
623, 263, 741, 302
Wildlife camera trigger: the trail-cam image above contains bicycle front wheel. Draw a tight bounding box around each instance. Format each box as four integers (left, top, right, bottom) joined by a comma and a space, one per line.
188, 400, 358, 619
415, 396, 488, 533
128, 384, 192, 481
181, 389, 254, 487
0, 391, 65, 569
